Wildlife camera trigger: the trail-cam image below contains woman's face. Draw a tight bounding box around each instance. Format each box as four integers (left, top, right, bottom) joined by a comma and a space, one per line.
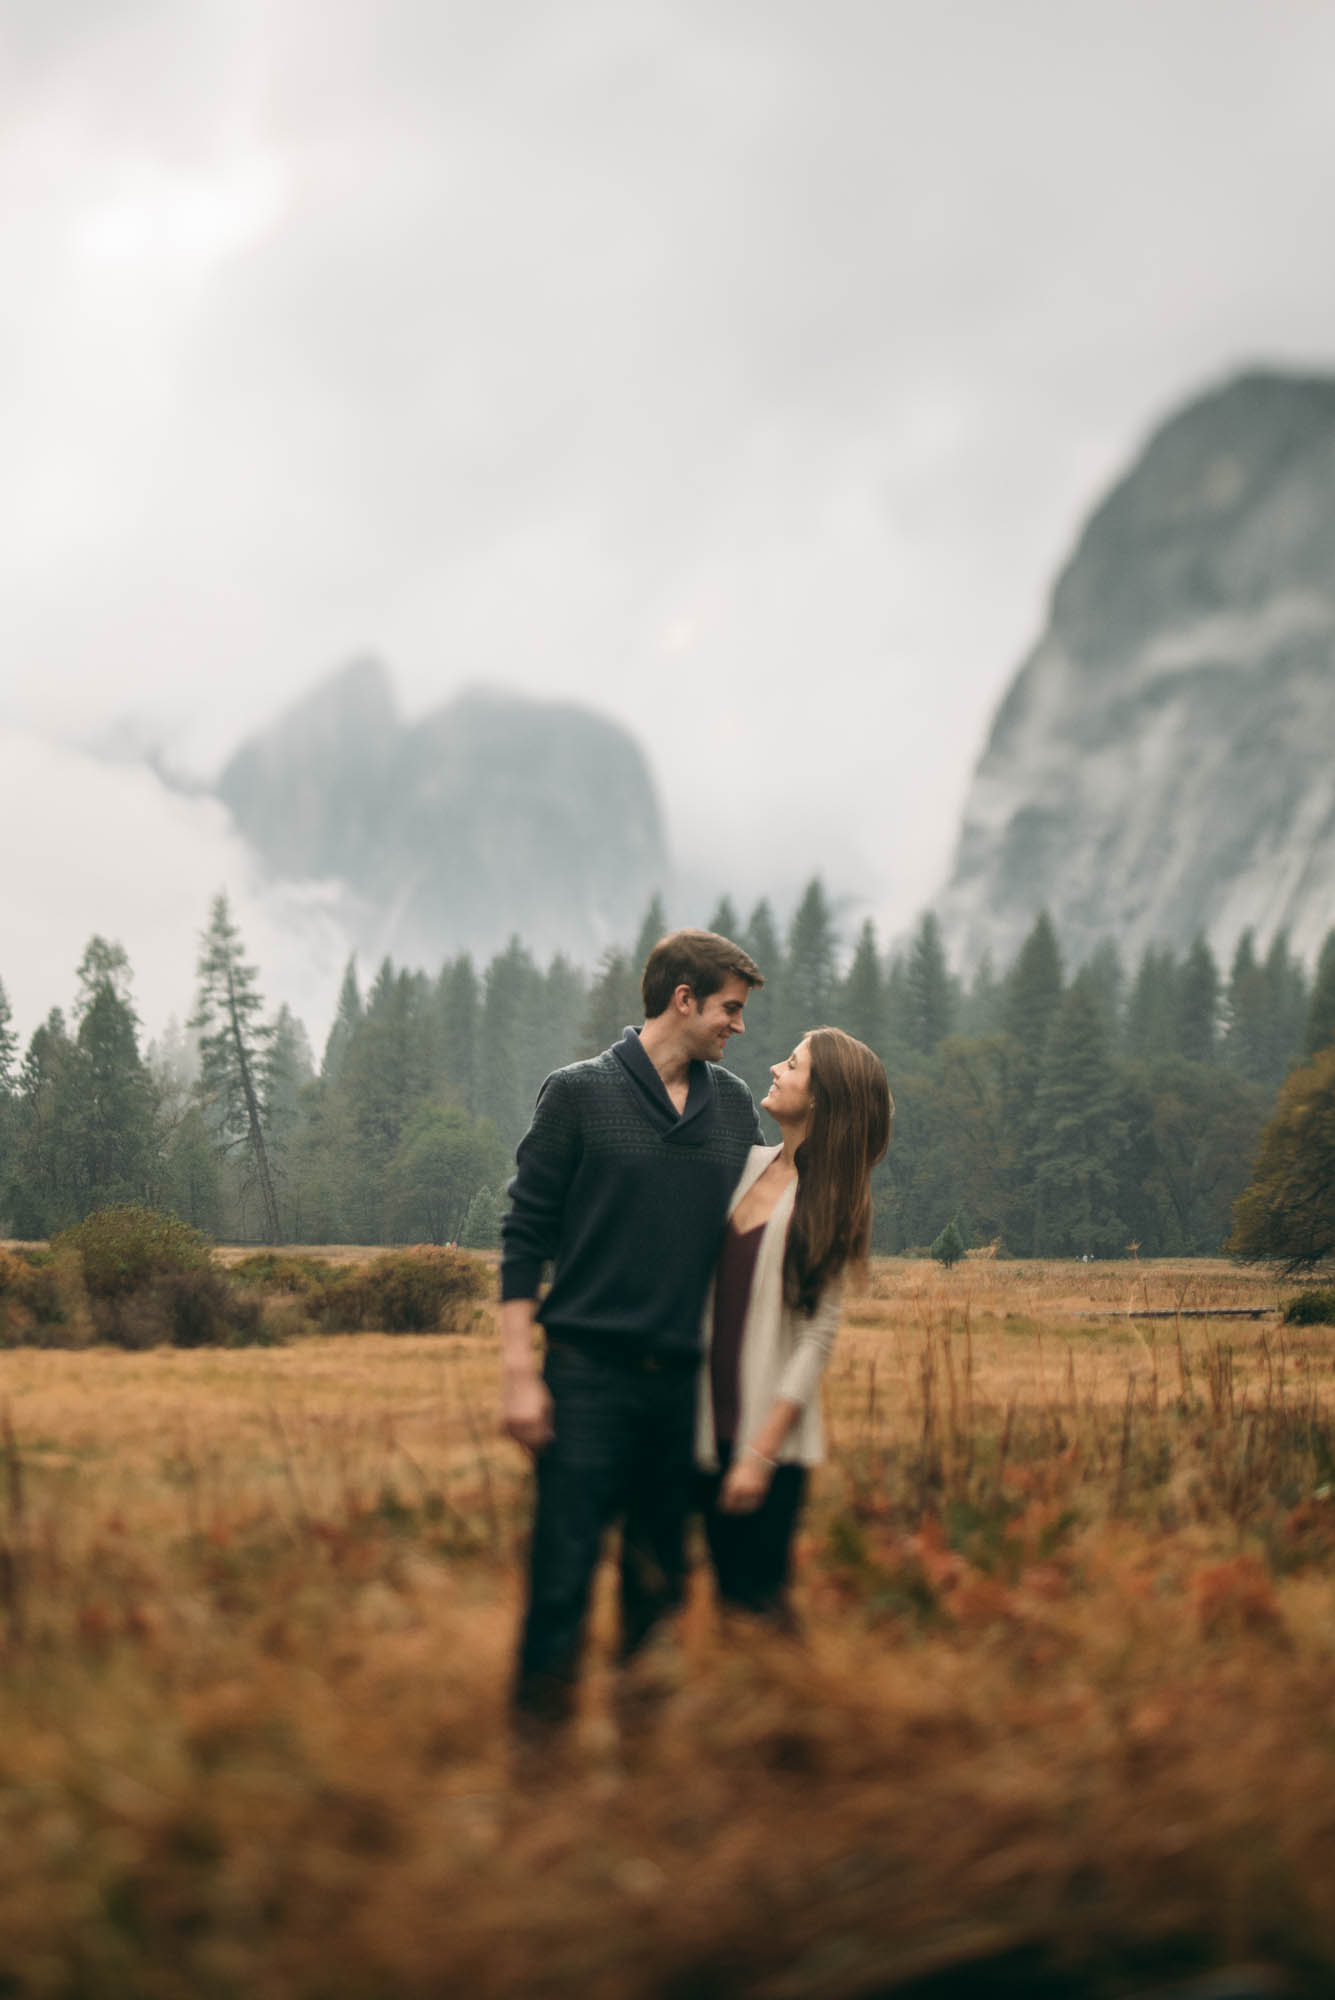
761, 1037, 814, 1128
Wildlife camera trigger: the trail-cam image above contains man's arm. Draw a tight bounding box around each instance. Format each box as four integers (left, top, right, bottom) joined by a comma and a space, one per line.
498, 1071, 580, 1453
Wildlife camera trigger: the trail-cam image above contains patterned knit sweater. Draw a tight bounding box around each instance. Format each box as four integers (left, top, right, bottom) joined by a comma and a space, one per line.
500, 1028, 763, 1361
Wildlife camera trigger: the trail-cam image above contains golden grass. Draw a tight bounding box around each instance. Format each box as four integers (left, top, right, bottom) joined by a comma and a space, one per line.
1, 1257, 1334, 1996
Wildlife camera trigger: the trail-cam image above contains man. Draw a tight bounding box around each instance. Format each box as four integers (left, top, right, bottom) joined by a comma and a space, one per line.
500, 927, 765, 1738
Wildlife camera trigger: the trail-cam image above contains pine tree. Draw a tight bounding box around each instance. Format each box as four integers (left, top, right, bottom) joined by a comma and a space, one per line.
930, 1216, 967, 1267
540, 954, 587, 1075
960, 951, 1003, 1038
706, 896, 740, 940
62, 941, 157, 1214
1084, 940, 1126, 1048
1222, 931, 1268, 1082
1175, 936, 1220, 1064
883, 951, 915, 1061
838, 920, 885, 1053
322, 958, 362, 1081
731, 900, 782, 1099
266, 1006, 315, 1149
437, 956, 479, 1113
4, 1010, 76, 1236
1003, 912, 1064, 1064
580, 950, 640, 1062
190, 893, 282, 1244
1031, 971, 1129, 1256
336, 961, 439, 1234
0, 977, 16, 1094
478, 938, 546, 1151
1305, 929, 1335, 1057
904, 912, 956, 1055
461, 1184, 503, 1250
1261, 932, 1308, 1085
780, 879, 838, 1058
0, 977, 16, 1206
1228, 1045, 1335, 1269
1124, 947, 1178, 1063
632, 894, 669, 971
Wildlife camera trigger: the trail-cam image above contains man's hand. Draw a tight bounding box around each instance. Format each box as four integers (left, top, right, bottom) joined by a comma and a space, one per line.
503, 1367, 554, 1453
719, 1451, 772, 1514
499, 1299, 553, 1454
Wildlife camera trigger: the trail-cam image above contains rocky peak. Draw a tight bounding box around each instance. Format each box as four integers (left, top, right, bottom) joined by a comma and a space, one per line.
939, 368, 1335, 974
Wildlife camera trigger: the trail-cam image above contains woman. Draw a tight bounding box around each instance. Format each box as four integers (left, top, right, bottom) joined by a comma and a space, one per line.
695, 1026, 893, 1624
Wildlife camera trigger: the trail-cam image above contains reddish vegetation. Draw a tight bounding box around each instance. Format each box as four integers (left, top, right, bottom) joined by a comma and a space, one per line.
0, 1253, 1333, 1995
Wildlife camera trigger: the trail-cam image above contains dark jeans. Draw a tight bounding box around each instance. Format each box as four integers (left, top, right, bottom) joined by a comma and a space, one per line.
695, 1439, 808, 1622
514, 1340, 698, 1731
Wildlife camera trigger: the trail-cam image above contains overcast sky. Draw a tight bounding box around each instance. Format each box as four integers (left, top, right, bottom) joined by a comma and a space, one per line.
4, 0, 1335, 1041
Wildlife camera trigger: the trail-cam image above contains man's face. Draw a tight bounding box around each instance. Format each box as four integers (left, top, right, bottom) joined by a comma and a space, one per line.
682, 974, 751, 1061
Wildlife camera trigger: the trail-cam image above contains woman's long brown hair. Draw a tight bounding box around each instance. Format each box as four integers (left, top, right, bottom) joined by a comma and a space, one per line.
783, 1027, 894, 1314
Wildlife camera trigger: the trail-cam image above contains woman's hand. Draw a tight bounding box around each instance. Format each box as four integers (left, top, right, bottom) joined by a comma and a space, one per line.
719, 1451, 773, 1514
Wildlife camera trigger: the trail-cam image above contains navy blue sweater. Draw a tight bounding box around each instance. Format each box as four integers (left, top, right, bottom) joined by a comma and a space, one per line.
500, 1028, 763, 1361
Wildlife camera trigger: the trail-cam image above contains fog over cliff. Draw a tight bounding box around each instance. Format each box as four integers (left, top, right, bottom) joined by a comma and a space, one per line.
216, 661, 668, 970
939, 369, 1335, 972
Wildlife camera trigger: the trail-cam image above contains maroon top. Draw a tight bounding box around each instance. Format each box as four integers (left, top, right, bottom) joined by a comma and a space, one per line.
710, 1220, 765, 1446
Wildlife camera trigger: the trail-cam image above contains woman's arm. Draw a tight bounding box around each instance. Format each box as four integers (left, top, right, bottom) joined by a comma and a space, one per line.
718, 1282, 844, 1513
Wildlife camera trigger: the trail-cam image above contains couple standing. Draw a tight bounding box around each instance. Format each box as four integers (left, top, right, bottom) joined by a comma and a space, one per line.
499, 927, 891, 1739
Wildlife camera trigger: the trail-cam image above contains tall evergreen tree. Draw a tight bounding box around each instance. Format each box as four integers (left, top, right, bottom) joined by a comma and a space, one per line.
732, 900, 782, 1099
1083, 940, 1126, 1049
322, 958, 362, 1081
1261, 931, 1308, 1086
838, 919, 885, 1053
4, 1010, 76, 1236
632, 894, 668, 970
1002, 912, 1064, 1065
1175, 936, 1220, 1065
883, 951, 915, 1061
0, 976, 16, 1094
1222, 931, 1268, 1083
780, 879, 837, 1056
0, 977, 16, 1206
1031, 971, 1129, 1256
904, 912, 956, 1055
1124, 946, 1178, 1063
579, 950, 640, 1063
61, 941, 157, 1214
706, 895, 740, 940
266, 1006, 315, 1146
1305, 928, 1335, 1057
190, 893, 282, 1244
479, 938, 547, 1151
960, 951, 1003, 1039
541, 954, 587, 1075
436, 956, 480, 1113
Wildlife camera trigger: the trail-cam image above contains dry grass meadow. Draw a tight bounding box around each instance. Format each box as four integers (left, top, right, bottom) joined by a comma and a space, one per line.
3, 1253, 1335, 1997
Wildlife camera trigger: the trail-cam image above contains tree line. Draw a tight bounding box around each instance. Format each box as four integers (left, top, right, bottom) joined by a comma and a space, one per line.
2, 885, 1333, 1257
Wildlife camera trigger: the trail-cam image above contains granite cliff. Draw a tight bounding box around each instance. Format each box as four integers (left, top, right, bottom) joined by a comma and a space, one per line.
939, 368, 1335, 971
216, 660, 668, 969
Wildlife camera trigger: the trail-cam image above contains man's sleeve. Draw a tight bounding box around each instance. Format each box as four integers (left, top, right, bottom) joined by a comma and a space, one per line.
499, 1070, 581, 1302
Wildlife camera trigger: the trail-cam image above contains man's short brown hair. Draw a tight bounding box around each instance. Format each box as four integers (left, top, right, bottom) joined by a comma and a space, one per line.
641, 928, 764, 1019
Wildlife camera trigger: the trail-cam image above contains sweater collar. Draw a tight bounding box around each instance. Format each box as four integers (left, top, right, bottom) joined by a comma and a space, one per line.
612, 1026, 715, 1141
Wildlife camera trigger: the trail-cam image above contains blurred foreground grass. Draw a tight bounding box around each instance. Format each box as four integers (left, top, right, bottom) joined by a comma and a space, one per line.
2, 1255, 1334, 1997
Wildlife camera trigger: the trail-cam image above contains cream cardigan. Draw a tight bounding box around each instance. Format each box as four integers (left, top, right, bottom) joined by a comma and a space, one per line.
695, 1144, 843, 1472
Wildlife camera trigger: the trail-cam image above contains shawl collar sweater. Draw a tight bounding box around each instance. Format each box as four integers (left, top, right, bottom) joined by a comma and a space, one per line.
501, 1028, 763, 1360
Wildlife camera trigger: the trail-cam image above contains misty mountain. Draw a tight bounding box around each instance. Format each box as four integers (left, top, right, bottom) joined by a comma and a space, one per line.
939, 368, 1335, 971
216, 660, 669, 970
